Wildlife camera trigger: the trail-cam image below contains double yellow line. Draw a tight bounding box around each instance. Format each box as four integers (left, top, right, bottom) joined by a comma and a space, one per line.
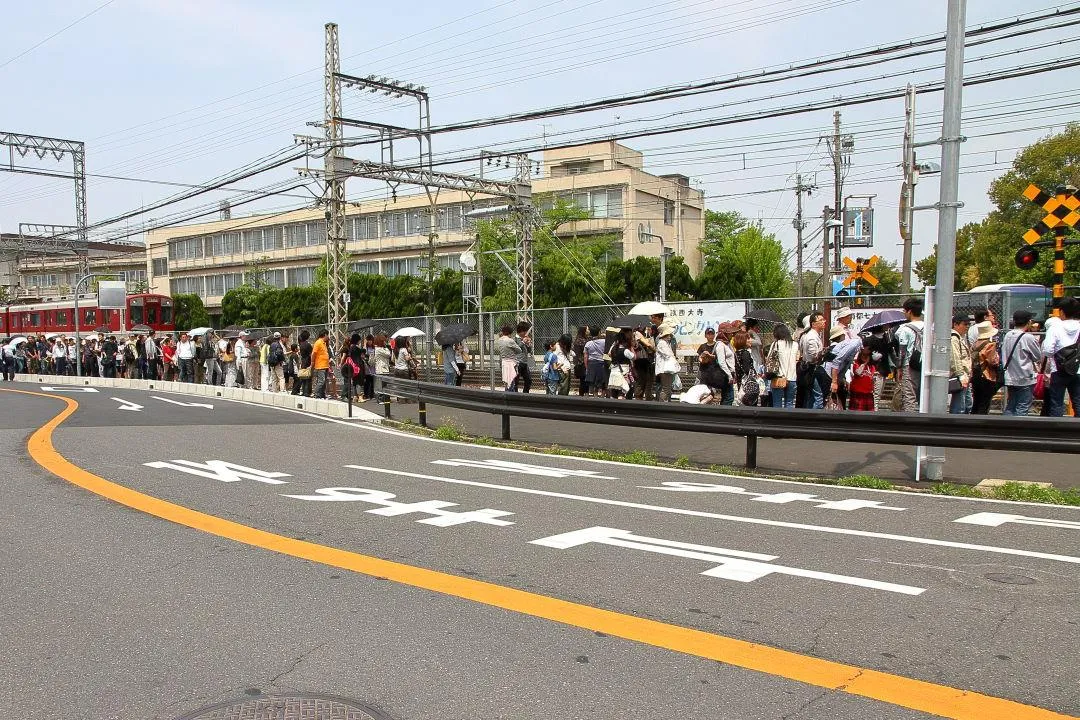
10, 388, 1071, 720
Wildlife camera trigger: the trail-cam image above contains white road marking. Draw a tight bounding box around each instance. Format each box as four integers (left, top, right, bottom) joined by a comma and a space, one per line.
280, 486, 514, 527
641, 481, 905, 512
39, 386, 98, 393
152, 396, 213, 409
144, 460, 291, 485
954, 512, 1080, 531
343, 464, 1080, 566
531, 526, 925, 595
110, 397, 143, 411
432, 458, 617, 479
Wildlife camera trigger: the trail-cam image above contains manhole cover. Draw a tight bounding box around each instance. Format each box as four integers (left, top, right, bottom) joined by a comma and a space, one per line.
984, 572, 1037, 585
177, 693, 390, 720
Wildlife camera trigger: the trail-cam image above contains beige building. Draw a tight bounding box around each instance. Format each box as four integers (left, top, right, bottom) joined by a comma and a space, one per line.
145, 142, 705, 312
1, 234, 148, 300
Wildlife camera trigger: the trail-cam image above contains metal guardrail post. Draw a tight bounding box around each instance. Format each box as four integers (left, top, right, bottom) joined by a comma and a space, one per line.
745, 435, 758, 470
383, 397, 391, 419
419, 400, 427, 428
501, 413, 511, 441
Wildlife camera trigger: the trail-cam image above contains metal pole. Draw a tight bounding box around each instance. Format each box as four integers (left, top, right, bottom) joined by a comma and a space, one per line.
73, 272, 92, 377
659, 243, 668, 303
795, 174, 805, 299
901, 85, 917, 294
822, 207, 831, 311
832, 111, 844, 275
489, 311, 496, 390
924, 0, 967, 482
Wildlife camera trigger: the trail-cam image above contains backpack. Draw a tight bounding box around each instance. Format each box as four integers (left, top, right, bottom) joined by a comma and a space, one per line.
900, 323, 923, 371
269, 341, 285, 366
123, 344, 137, 363
1055, 340, 1080, 376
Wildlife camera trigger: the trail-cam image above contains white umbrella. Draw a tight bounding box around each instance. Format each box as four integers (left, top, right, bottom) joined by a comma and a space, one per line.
629, 300, 670, 316
391, 326, 426, 339
187, 327, 212, 337
45, 332, 61, 340
6, 337, 27, 350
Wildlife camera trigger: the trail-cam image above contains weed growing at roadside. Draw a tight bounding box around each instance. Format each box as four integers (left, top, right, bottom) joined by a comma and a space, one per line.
930, 483, 984, 498
433, 419, 465, 441
835, 475, 894, 490
989, 482, 1080, 506
673, 455, 692, 469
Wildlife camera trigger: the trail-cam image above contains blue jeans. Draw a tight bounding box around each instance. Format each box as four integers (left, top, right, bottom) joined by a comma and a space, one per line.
949, 386, 972, 414
444, 370, 457, 386
771, 382, 797, 409
1003, 384, 1034, 416
1046, 371, 1080, 417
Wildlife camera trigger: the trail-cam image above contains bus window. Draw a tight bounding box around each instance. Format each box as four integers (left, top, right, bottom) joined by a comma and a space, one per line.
146, 304, 159, 325
30, 312, 40, 327
83, 308, 97, 326
56, 310, 68, 325
161, 302, 173, 324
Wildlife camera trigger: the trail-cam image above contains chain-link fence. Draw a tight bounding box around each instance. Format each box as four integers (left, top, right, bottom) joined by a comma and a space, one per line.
234, 291, 1009, 391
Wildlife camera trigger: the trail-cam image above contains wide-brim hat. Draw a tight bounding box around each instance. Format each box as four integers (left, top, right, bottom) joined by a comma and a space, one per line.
657, 323, 676, 337
829, 325, 846, 341
835, 306, 853, 320
976, 320, 995, 340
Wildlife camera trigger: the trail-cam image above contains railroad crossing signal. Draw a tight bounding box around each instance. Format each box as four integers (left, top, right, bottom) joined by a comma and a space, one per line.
1018, 184, 1080, 299
842, 255, 880, 289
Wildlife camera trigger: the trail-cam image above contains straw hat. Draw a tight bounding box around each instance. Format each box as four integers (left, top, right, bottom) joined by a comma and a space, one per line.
975, 320, 995, 340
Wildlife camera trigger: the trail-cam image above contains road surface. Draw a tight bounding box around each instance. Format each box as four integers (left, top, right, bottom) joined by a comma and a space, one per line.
1, 381, 1077, 719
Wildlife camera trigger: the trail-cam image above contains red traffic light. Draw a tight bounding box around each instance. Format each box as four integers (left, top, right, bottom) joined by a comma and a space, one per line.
1015, 246, 1040, 271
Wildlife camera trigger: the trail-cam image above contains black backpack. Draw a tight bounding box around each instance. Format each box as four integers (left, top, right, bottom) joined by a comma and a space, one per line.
1055, 341, 1080, 376
898, 323, 923, 371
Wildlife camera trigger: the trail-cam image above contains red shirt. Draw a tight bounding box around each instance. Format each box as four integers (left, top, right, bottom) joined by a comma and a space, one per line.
162, 344, 175, 364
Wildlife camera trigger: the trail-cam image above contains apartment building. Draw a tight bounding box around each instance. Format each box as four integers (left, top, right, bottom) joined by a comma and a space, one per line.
145, 142, 705, 312
0, 234, 148, 299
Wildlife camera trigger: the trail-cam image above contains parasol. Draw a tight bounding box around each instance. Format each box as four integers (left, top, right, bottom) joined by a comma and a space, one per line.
860, 310, 907, 333
434, 323, 477, 347
628, 300, 669, 316
391, 326, 426, 339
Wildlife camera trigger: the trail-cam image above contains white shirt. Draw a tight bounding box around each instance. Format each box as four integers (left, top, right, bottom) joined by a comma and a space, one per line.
176, 340, 197, 360
52, 343, 66, 359
235, 338, 249, 359
1042, 318, 1080, 372
799, 329, 823, 365
679, 384, 715, 404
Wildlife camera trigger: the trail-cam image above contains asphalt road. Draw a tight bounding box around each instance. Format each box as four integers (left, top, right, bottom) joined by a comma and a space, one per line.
1, 380, 1078, 720
374, 398, 1079, 486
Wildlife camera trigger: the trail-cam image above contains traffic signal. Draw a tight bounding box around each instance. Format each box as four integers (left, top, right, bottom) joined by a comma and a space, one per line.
1015, 246, 1040, 271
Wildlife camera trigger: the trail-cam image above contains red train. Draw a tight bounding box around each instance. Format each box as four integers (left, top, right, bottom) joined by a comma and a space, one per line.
0, 293, 175, 336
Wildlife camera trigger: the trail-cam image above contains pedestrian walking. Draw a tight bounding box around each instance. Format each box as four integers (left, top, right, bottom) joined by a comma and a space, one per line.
949, 314, 973, 415
766, 324, 799, 409
1042, 296, 1080, 416
654, 323, 681, 402
1000, 310, 1042, 416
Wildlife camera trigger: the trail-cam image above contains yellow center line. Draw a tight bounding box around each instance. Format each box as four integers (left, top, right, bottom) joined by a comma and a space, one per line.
7, 388, 1072, 720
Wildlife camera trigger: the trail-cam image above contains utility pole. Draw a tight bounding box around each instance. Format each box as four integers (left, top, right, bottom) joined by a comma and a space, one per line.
925, 0, 967, 482
513, 154, 534, 320
793, 174, 815, 297
323, 22, 348, 348
832, 111, 844, 275
822, 206, 831, 301
900, 85, 917, 294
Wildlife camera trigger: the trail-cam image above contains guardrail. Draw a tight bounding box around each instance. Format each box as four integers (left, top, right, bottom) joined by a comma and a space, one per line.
375, 376, 1080, 469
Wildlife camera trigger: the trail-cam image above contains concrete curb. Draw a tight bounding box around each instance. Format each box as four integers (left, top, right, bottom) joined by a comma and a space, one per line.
14, 373, 383, 422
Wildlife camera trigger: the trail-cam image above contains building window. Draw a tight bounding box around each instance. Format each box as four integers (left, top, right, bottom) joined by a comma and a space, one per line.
305, 222, 323, 247
384, 257, 420, 278
349, 261, 379, 275
387, 212, 406, 237
286, 266, 315, 287
664, 200, 675, 225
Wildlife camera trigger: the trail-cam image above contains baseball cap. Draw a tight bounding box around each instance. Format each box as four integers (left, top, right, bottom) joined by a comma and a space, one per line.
273, 331, 281, 338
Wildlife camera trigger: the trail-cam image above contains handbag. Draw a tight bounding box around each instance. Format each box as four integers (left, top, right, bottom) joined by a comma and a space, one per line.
1034, 359, 1048, 400
298, 366, 312, 379
772, 376, 788, 389
948, 376, 964, 394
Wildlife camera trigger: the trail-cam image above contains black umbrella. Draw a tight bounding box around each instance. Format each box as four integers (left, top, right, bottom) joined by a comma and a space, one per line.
223, 324, 244, 333
860, 309, 907, 333
348, 320, 377, 334
130, 324, 152, 334
608, 314, 651, 328
435, 323, 478, 347
92, 325, 110, 333
745, 308, 785, 324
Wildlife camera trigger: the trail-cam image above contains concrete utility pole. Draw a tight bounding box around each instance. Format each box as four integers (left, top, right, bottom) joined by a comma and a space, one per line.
793, 174, 815, 297
822, 206, 832, 300
323, 22, 348, 347
925, 0, 967, 482
832, 111, 844, 275
900, 85, 917, 294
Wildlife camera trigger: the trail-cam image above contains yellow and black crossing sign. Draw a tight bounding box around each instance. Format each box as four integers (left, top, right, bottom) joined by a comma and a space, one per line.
1020, 184, 1079, 299
841, 255, 879, 296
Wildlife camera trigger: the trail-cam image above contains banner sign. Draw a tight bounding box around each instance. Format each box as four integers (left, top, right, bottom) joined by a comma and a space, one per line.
665, 301, 747, 355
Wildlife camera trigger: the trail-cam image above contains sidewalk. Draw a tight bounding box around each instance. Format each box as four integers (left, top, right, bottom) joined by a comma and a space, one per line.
366, 397, 1076, 488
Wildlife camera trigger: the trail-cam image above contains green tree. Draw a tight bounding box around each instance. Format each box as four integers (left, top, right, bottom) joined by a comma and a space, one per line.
916, 124, 1080, 289
172, 293, 210, 330
859, 258, 903, 296
696, 211, 790, 299
221, 285, 263, 327
603, 255, 695, 303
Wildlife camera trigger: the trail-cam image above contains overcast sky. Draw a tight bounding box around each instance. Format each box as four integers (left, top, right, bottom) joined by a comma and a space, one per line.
1, 0, 1077, 274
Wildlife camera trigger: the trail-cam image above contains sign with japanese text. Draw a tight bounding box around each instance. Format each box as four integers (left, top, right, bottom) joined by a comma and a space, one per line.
665, 301, 747, 355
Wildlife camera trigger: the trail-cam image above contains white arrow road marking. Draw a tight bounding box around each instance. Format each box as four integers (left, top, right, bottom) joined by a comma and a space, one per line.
280, 486, 515, 527
343, 465, 1080, 566
640, 481, 905, 512
432, 458, 617, 480
954, 512, 1080, 531
40, 386, 98, 393
531, 527, 925, 595
110, 397, 143, 412
152, 396, 214, 409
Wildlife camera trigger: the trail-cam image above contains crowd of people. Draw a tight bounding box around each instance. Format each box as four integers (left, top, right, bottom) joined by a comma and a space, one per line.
5, 296, 1078, 417
480, 297, 1080, 416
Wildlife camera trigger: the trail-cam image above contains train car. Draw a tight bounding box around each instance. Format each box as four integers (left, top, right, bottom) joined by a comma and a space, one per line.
0, 293, 175, 337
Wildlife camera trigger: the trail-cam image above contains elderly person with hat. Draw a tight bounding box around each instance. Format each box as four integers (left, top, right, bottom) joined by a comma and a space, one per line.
824, 325, 863, 409
949, 314, 974, 414
653, 322, 682, 402
835, 306, 859, 340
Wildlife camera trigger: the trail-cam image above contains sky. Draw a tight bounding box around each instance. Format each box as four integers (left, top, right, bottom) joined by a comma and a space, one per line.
1, 0, 1078, 277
